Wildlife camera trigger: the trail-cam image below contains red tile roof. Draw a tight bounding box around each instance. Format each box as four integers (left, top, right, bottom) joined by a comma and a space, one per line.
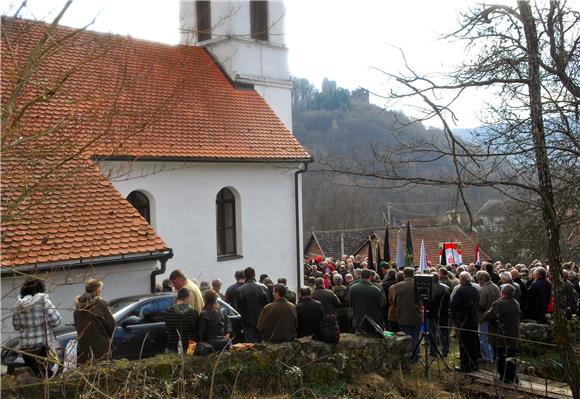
1, 18, 310, 161
1, 17, 310, 268
1, 156, 168, 268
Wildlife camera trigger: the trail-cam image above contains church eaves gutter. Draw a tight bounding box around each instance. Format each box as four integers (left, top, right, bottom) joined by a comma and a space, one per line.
93, 156, 313, 163
0, 249, 173, 276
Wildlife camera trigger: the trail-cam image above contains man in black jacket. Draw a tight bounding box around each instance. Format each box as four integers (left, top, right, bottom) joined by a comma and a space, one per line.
483, 284, 521, 383
523, 267, 551, 322
233, 267, 270, 342
451, 272, 481, 372
426, 273, 450, 356
296, 287, 324, 338
164, 288, 199, 353
225, 270, 245, 307
311, 277, 340, 316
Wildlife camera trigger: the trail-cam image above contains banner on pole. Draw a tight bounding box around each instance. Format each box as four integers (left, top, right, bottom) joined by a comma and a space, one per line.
439, 242, 462, 265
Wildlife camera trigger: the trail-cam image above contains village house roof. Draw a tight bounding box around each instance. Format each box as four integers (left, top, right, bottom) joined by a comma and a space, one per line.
305, 225, 489, 265
1, 18, 309, 269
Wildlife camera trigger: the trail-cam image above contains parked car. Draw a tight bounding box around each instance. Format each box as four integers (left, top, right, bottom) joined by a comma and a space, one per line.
1, 292, 242, 374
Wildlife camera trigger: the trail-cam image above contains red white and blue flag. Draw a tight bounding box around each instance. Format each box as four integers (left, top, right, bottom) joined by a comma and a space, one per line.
475, 241, 480, 268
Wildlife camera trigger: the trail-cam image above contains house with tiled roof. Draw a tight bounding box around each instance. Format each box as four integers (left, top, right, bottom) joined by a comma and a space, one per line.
1, 1, 310, 335
305, 225, 489, 265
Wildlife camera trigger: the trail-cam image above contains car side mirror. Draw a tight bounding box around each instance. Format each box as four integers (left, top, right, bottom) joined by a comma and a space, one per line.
121, 315, 141, 328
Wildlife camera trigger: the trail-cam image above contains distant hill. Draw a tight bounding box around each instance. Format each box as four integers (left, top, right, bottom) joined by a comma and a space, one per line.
292, 77, 498, 235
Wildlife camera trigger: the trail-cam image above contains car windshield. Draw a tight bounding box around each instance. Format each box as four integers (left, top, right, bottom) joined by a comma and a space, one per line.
108, 296, 142, 316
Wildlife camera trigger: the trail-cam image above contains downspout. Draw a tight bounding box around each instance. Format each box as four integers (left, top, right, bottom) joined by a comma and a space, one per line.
150, 249, 174, 293
294, 162, 309, 293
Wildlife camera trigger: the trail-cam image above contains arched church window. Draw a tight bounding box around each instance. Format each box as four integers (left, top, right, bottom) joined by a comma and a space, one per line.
250, 1, 268, 41
216, 188, 237, 256
127, 191, 150, 224
196, 1, 211, 41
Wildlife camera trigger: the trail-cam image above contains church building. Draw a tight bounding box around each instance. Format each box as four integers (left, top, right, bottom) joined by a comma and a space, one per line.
1, 0, 310, 334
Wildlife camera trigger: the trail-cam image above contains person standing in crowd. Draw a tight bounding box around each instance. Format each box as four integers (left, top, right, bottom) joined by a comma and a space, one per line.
164, 288, 199, 353
392, 267, 422, 362
426, 273, 450, 357
234, 267, 270, 342
296, 287, 324, 338
278, 277, 297, 304
523, 267, 551, 322
483, 284, 521, 384
312, 277, 340, 316
511, 268, 528, 309
476, 270, 500, 363
212, 279, 225, 301
451, 272, 481, 373
348, 269, 385, 333
198, 290, 232, 351
439, 267, 458, 290
74, 278, 116, 364
499, 272, 521, 303
12, 277, 62, 377
225, 270, 245, 307
169, 269, 204, 313
161, 279, 174, 292
484, 262, 501, 286
257, 284, 297, 343
382, 269, 398, 332
331, 274, 350, 333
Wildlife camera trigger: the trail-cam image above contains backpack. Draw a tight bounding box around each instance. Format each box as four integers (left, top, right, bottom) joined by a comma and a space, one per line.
315, 314, 340, 343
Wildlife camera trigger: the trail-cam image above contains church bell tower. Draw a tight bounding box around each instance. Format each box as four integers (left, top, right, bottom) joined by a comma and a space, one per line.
180, 0, 293, 130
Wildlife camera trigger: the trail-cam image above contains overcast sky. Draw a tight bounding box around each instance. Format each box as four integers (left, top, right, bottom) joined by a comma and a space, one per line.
4, 0, 577, 128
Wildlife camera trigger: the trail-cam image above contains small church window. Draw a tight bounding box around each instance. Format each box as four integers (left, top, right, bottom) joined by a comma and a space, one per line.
127, 191, 150, 224
216, 188, 237, 257
196, 1, 211, 42
250, 1, 269, 41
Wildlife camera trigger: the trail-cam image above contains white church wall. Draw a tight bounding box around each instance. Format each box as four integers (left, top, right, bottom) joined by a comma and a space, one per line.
1, 260, 158, 341
100, 161, 302, 292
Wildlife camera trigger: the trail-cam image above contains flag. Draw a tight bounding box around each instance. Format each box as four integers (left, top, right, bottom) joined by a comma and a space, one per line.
367, 236, 374, 270
475, 241, 481, 268
383, 225, 391, 262
418, 239, 427, 273
440, 242, 447, 266
396, 235, 404, 269
443, 242, 463, 265
405, 221, 413, 267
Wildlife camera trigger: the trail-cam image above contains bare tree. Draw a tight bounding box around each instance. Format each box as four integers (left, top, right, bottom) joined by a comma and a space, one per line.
316, 1, 579, 395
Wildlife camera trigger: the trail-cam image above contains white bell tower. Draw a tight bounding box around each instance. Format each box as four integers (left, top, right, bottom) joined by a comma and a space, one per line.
180, 0, 293, 131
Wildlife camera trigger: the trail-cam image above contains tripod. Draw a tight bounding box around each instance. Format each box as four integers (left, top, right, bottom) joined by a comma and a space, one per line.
410, 302, 450, 376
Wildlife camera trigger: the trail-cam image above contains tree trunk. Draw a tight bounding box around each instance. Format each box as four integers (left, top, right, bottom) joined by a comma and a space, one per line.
518, 2, 579, 397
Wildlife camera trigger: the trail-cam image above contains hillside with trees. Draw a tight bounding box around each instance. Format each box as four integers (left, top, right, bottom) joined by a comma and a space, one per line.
292, 77, 498, 234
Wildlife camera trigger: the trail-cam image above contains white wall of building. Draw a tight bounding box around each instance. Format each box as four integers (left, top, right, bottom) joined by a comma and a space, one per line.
1, 260, 158, 341
100, 161, 303, 292
179, 0, 293, 130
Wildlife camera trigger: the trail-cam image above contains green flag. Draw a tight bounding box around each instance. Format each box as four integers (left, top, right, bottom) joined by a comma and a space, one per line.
405, 221, 413, 266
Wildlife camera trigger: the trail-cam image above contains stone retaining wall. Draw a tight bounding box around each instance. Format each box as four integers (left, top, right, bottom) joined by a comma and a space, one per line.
2, 333, 412, 398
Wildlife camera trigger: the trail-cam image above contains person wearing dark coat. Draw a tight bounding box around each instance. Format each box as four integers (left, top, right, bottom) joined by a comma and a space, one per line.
483, 284, 521, 383
198, 290, 232, 351
523, 267, 551, 322
485, 262, 501, 286
347, 269, 386, 333
225, 270, 245, 307
164, 288, 199, 353
451, 272, 481, 373
426, 273, 450, 356
311, 278, 340, 316
74, 279, 116, 364
511, 269, 528, 310
331, 274, 350, 333
381, 269, 398, 332
392, 267, 422, 362
257, 284, 297, 343
233, 267, 270, 342
296, 287, 324, 338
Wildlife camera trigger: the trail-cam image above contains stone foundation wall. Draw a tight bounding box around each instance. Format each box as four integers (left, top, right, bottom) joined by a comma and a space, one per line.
2, 333, 412, 398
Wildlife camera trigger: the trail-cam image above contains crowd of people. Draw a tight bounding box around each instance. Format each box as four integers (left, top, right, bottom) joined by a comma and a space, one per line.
11, 256, 579, 384
303, 255, 580, 382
